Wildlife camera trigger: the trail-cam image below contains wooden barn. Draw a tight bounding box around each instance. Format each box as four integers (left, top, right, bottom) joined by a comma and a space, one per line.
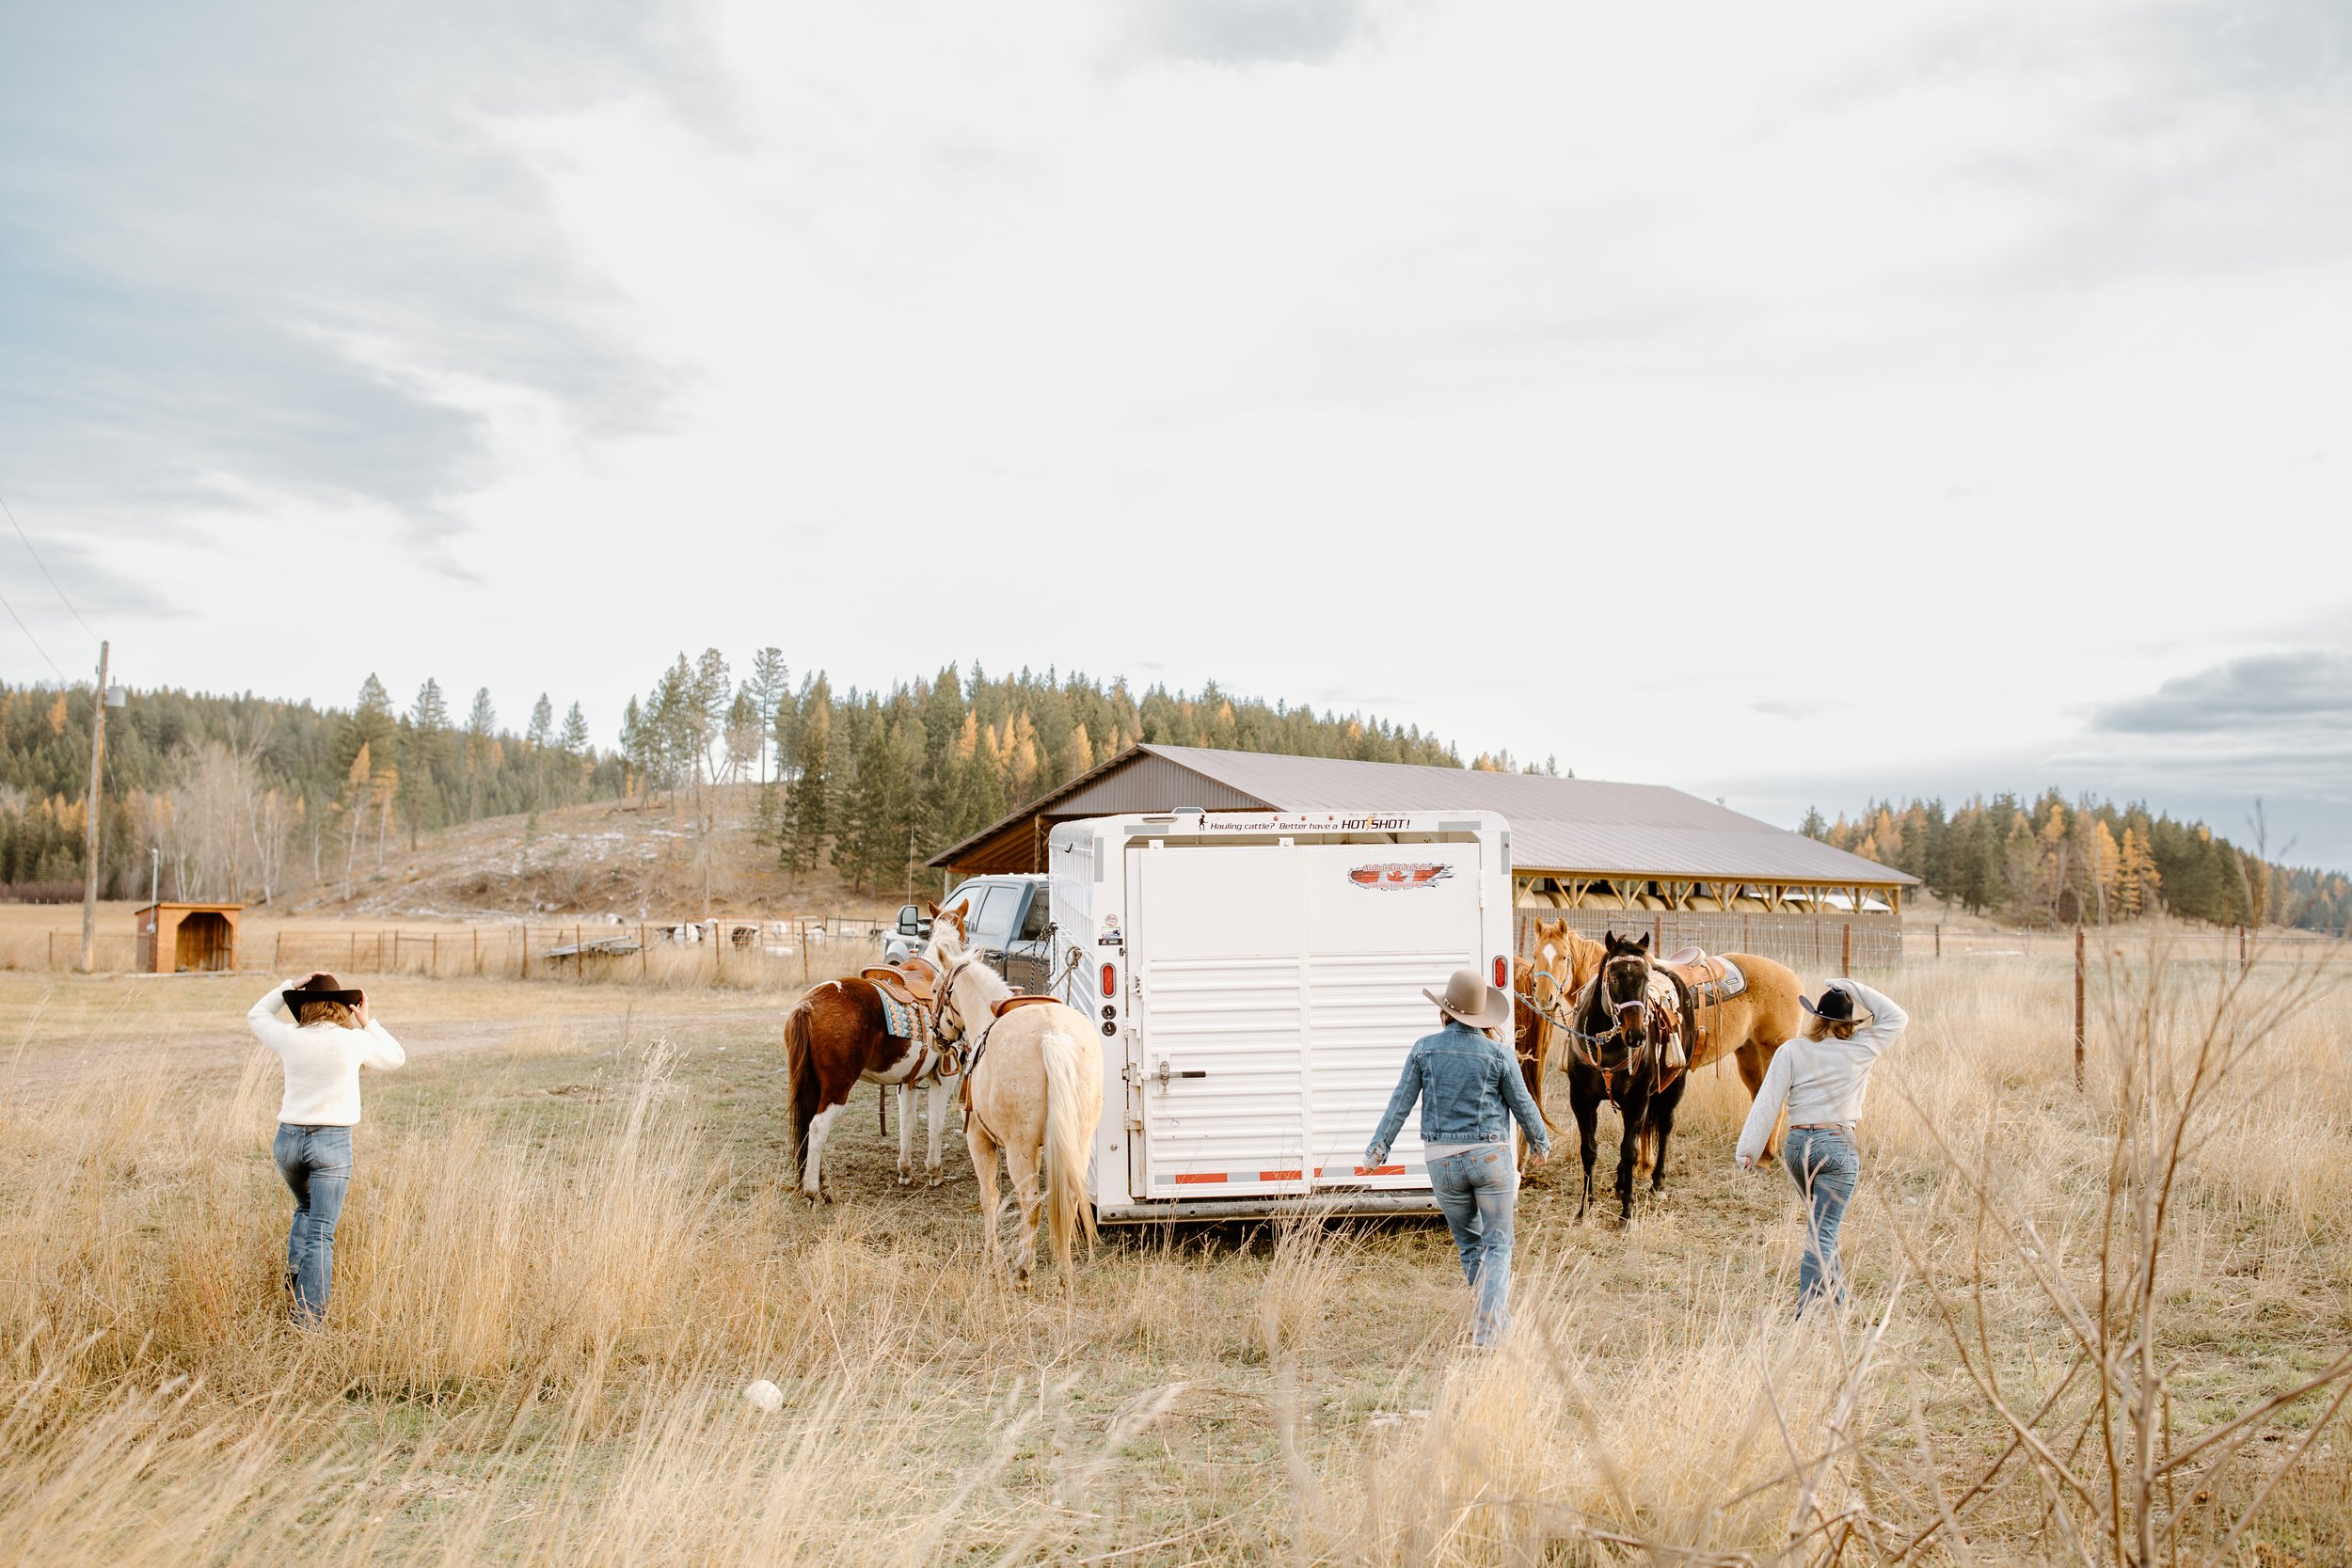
929, 745, 1917, 968
136, 901, 243, 974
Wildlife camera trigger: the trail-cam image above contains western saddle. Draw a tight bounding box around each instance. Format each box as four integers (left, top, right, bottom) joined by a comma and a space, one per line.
859, 957, 940, 1009
863, 958, 1060, 1022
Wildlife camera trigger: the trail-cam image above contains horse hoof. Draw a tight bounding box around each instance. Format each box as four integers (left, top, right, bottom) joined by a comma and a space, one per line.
926, 1173, 944, 1190
898, 1173, 912, 1187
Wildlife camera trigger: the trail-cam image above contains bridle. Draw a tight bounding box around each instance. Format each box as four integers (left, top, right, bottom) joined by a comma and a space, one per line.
1552, 950, 1661, 1092
921, 949, 988, 1079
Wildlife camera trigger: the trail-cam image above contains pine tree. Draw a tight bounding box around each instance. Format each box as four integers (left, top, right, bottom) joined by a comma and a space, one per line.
782, 687, 832, 884
464, 688, 497, 821
405, 679, 451, 849
341, 673, 399, 777
747, 648, 788, 784
1799, 806, 1828, 841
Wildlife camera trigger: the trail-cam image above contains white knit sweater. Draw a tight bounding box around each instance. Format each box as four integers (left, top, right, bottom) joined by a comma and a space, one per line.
1735, 979, 1909, 1165
247, 980, 406, 1126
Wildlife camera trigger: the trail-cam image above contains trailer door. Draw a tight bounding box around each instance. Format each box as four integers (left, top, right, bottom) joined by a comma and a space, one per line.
1130, 845, 1312, 1199
1300, 841, 1486, 1195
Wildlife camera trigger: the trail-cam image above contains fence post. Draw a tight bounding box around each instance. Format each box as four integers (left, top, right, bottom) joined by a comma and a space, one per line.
1933, 922, 1941, 959
714, 921, 723, 983
2238, 925, 2248, 972
472, 927, 480, 975
2074, 924, 2086, 1090
521, 926, 530, 979
641, 924, 648, 981
1840, 922, 1851, 977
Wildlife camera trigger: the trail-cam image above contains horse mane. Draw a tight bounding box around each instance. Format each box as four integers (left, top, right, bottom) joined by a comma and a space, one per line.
944, 948, 1013, 1015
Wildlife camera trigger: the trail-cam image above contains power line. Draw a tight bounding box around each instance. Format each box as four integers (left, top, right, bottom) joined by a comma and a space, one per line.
0, 581, 68, 683
0, 492, 100, 644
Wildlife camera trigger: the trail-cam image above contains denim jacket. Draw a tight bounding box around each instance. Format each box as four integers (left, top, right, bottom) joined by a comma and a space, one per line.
1365, 1020, 1550, 1166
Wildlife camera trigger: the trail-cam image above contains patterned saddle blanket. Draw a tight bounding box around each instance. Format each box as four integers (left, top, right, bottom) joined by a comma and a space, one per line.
876, 991, 920, 1039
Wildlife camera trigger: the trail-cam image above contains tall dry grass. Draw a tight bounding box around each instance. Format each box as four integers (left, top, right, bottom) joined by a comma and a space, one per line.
2, 940, 2347, 1564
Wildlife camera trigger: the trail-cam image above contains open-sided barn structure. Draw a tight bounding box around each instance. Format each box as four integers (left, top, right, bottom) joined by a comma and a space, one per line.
135, 901, 242, 974
930, 745, 1917, 968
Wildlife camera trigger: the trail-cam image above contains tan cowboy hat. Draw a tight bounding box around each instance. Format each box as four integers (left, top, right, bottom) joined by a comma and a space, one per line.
1423, 967, 1514, 1030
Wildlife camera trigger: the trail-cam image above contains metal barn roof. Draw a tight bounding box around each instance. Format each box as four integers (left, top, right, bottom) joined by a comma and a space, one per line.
930, 744, 1915, 888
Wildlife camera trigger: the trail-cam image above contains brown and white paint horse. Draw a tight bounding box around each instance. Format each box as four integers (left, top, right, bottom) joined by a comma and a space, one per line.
783, 975, 961, 1201
930, 935, 1103, 1287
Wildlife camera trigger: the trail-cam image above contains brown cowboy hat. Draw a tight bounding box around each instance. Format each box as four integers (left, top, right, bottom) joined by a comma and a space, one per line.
1422, 967, 1514, 1030
285, 974, 365, 1013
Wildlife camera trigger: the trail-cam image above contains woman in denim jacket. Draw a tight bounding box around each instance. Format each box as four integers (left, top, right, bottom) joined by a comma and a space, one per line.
1365, 968, 1551, 1346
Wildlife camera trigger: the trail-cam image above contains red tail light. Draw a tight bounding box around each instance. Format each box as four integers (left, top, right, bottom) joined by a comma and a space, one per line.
1101, 962, 1118, 998
1494, 956, 1508, 989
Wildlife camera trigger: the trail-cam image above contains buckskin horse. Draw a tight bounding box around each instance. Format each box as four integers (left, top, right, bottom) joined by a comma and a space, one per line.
783, 963, 963, 1202
930, 933, 1103, 1288
1643, 938, 1804, 1171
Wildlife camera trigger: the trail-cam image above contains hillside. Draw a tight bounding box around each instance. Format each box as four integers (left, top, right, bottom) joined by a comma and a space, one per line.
291, 785, 909, 922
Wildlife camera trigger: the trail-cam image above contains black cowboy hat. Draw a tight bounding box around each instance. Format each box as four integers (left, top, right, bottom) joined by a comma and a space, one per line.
1800, 985, 1857, 1022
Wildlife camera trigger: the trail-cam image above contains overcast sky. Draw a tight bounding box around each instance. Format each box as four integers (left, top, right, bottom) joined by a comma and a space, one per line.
5, 0, 2348, 867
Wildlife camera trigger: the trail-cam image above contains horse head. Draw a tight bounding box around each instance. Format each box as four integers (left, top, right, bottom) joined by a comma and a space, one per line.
1596, 930, 1659, 1054
928, 944, 1009, 1051
927, 900, 970, 951
1530, 919, 1605, 1007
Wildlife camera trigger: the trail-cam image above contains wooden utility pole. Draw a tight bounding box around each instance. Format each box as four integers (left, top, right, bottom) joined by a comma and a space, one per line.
2074, 924, 2087, 1090
77, 641, 109, 972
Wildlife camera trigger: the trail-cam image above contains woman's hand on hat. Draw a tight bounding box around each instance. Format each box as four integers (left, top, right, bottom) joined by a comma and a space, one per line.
354, 990, 371, 1026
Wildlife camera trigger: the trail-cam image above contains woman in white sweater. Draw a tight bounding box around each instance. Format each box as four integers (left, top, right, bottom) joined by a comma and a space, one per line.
1735, 977, 1908, 1316
247, 974, 405, 1323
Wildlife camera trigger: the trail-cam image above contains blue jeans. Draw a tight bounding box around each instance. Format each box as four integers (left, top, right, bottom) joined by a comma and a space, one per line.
273, 1124, 352, 1324
1785, 1127, 1858, 1316
1428, 1145, 1518, 1345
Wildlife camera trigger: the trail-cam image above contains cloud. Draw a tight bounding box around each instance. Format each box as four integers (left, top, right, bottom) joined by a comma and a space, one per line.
1119, 0, 1375, 65
2092, 651, 2352, 736
1754, 698, 1850, 721
0, 1, 699, 553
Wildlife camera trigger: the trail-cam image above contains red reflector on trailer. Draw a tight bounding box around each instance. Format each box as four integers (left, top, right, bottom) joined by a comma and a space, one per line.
1100, 962, 1116, 997
1259, 1169, 1302, 1181
1494, 956, 1508, 989
1172, 1172, 1226, 1185
1354, 1164, 1406, 1177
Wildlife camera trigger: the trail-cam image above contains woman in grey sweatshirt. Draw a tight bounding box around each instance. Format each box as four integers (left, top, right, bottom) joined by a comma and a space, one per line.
1735, 977, 1908, 1316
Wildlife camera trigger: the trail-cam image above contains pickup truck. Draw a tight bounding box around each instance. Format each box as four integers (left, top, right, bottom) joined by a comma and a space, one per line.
889, 873, 1057, 994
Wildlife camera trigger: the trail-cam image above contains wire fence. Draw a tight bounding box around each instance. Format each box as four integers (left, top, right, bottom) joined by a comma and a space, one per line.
1512, 908, 1905, 974
0, 916, 898, 983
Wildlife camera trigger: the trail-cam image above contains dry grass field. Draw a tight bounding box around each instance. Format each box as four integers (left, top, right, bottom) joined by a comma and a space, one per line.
3, 940, 2346, 1565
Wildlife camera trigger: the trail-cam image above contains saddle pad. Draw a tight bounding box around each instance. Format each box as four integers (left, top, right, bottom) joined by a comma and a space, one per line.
1688, 959, 1746, 1005
991, 994, 1058, 1020
877, 992, 919, 1039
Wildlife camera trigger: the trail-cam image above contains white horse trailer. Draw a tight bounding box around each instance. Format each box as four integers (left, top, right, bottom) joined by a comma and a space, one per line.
1047, 809, 1515, 1222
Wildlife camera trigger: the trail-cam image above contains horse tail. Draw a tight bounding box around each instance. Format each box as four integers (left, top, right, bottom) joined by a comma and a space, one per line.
784, 1001, 818, 1186
1039, 1020, 1098, 1276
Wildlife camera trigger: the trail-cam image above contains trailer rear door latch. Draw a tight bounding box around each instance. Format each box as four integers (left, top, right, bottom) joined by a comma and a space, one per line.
1154, 1060, 1207, 1086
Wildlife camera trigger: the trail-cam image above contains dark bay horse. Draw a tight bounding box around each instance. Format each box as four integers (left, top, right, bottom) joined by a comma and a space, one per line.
783, 977, 961, 1201
1562, 930, 1692, 1223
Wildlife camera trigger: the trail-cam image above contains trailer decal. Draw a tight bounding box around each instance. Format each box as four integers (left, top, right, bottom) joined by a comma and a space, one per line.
1346, 862, 1454, 890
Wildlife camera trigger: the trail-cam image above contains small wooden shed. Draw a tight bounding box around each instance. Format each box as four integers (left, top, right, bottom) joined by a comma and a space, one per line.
136, 902, 243, 974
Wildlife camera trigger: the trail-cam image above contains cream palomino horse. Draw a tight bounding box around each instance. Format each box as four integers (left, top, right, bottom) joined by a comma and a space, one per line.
930, 936, 1103, 1286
